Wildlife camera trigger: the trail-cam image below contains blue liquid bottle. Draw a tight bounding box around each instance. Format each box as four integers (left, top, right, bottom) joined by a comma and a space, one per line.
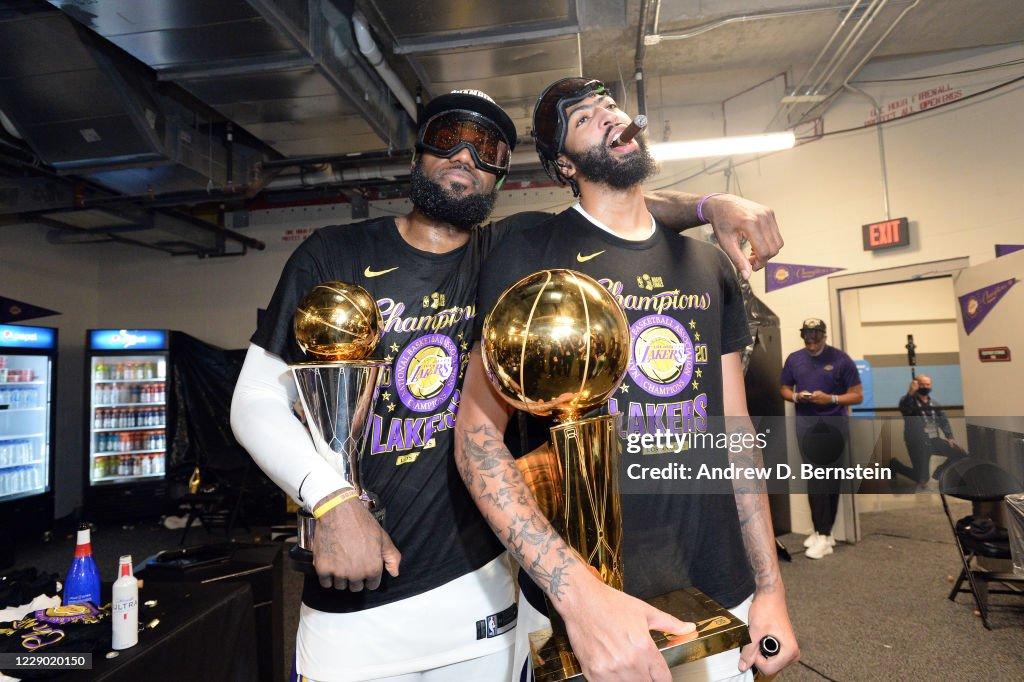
63, 522, 101, 606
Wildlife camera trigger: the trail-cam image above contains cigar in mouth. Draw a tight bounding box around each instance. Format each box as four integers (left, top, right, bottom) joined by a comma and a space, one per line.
611, 115, 648, 147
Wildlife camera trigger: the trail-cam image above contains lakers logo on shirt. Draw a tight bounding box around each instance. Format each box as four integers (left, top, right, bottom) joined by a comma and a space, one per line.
395, 333, 459, 412
407, 346, 453, 400
627, 314, 695, 398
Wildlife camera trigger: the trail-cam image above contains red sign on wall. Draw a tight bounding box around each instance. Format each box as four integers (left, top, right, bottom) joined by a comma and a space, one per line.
862, 217, 910, 251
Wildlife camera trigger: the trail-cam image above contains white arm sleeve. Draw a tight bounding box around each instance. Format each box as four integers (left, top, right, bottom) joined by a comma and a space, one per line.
230, 343, 350, 511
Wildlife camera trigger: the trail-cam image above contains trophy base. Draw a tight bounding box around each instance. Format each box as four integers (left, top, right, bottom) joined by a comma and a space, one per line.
528, 587, 750, 682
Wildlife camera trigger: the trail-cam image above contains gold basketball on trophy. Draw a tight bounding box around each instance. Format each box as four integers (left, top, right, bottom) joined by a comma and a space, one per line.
294, 282, 383, 361
481, 269, 630, 422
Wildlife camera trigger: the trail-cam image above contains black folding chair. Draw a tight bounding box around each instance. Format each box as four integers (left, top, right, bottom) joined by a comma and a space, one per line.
939, 458, 1024, 629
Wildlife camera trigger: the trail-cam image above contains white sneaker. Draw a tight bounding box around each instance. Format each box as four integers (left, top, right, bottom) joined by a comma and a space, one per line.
803, 532, 819, 548
824, 534, 836, 547
806, 534, 834, 560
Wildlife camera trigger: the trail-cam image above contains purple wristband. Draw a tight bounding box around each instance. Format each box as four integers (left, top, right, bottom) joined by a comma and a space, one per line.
696, 193, 725, 223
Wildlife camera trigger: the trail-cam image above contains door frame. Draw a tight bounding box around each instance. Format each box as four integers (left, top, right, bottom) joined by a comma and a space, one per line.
826, 257, 969, 542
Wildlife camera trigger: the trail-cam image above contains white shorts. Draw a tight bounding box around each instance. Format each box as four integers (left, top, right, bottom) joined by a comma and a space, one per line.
297, 554, 516, 681
513, 591, 755, 682
295, 647, 514, 682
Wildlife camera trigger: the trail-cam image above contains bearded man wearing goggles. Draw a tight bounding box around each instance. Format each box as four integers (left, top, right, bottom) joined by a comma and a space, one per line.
234, 88, 784, 682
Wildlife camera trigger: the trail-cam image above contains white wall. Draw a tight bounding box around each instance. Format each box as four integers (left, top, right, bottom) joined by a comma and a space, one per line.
1, 224, 100, 516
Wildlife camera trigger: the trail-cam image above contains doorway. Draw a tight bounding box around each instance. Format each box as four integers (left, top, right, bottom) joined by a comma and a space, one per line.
827, 258, 969, 540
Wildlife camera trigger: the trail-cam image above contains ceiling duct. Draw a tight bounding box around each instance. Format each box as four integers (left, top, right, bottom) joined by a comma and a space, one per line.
0, 6, 260, 196
47, 0, 413, 157
365, 0, 584, 138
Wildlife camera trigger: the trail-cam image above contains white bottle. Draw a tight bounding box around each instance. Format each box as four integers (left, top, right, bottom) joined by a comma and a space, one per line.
111, 555, 139, 650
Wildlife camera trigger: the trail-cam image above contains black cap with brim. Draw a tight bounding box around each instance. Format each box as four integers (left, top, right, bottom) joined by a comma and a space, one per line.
800, 318, 827, 333
420, 92, 518, 152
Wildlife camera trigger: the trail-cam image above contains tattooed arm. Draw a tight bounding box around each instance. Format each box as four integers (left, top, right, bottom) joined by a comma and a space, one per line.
455, 346, 692, 682
722, 352, 800, 675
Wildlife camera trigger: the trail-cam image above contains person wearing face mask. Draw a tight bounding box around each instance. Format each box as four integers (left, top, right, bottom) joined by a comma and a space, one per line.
893, 375, 967, 489
779, 319, 862, 559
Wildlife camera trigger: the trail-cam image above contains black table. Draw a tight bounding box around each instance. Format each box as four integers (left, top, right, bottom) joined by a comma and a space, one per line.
53, 580, 258, 681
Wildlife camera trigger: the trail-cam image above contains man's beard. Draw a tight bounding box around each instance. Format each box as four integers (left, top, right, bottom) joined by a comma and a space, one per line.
408, 163, 498, 230
565, 135, 658, 189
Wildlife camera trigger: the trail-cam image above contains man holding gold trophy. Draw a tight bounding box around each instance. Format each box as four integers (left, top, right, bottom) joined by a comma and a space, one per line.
232, 86, 786, 681
456, 78, 799, 682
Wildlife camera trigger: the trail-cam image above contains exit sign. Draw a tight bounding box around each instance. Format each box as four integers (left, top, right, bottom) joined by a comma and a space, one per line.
863, 217, 910, 251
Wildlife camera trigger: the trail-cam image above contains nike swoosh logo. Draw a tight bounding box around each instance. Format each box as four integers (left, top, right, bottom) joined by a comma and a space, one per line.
364, 266, 398, 278
576, 250, 605, 263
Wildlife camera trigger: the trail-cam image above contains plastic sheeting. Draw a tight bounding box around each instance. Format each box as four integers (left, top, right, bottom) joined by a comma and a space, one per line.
1008, 493, 1024, 577
168, 332, 248, 476
690, 225, 781, 373
167, 333, 286, 523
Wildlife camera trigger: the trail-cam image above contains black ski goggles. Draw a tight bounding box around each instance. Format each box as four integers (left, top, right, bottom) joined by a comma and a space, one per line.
416, 110, 512, 176
533, 78, 607, 159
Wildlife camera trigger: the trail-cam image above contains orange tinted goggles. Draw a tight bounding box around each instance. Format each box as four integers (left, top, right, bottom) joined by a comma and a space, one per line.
418, 111, 511, 175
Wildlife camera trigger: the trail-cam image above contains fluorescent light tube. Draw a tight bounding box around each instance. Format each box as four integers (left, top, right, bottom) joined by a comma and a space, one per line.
650, 131, 796, 161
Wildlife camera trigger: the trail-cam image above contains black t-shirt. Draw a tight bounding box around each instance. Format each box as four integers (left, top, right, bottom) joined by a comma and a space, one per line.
474, 207, 755, 609
251, 213, 545, 612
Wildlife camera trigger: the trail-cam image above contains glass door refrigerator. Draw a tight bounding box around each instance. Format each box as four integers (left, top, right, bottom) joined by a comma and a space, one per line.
84, 329, 169, 520
0, 324, 57, 542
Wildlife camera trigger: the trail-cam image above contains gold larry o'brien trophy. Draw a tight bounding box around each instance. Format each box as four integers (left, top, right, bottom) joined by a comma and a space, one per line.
482, 269, 749, 681
289, 281, 388, 572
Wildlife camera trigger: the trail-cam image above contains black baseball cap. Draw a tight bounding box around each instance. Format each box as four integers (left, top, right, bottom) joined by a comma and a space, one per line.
419, 89, 517, 152
800, 318, 827, 333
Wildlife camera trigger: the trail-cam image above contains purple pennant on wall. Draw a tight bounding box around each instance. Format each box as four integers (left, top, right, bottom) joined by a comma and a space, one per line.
764, 262, 845, 292
958, 278, 1017, 335
0, 296, 60, 324
995, 244, 1024, 258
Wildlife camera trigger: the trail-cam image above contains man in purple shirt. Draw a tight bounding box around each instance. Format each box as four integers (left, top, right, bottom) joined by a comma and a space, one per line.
779, 319, 862, 559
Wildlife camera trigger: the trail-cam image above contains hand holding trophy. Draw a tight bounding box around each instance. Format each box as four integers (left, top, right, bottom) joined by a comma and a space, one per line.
482, 269, 750, 681
289, 282, 390, 579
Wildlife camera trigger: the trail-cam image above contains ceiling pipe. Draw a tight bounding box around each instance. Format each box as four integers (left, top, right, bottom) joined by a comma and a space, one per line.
837, 0, 922, 95
0, 154, 265, 253
646, 2, 865, 44
633, 0, 653, 116
319, 1, 411, 145
37, 217, 175, 254
768, 0, 893, 128
807, 0, 889, 96
352, 11, 417, 123
778, 1, 863, 101
844, 84, 891, 219
265, 163, 408, 190
263, 149, 542, 191
796, 0, 920, 125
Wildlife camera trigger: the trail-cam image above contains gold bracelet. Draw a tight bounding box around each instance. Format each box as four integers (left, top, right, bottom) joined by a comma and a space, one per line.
312, 489, 360, 519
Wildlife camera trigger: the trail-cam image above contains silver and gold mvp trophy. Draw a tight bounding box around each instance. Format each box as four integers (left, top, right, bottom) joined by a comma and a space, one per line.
482, 269, 749, 681
288, 282, 388, 572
